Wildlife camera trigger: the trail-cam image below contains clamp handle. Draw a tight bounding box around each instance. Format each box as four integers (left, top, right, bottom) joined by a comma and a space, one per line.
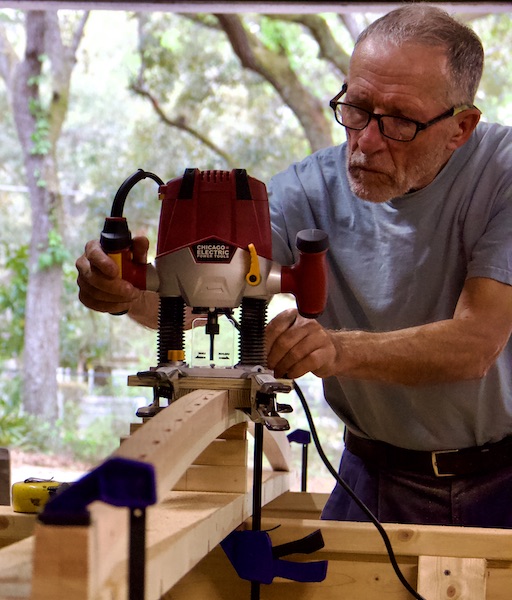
38, 457, 157, 525
221, 528, 327, 585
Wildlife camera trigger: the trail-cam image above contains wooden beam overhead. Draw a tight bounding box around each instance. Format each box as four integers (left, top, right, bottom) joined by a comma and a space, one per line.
0, 1, 510, 13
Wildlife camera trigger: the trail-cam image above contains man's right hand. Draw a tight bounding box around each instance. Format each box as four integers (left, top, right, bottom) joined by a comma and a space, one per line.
76, 236, 149, 315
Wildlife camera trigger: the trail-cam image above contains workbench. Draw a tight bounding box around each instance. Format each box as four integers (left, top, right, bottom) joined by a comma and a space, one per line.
1, 388, 512, 600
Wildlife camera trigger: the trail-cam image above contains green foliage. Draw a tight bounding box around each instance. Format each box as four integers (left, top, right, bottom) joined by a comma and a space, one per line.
28, 97, 51, 157
48, 394, 125, 463
472, 14, 512, 125
0, 374, 57, 452
0, 374, 130, 464
0, 376, 32, 446
128, 12, 312, 182
0, 243, 28, 358
0, 376, 64, 456
59, 311, 111, 369
259, 17, 294, 54
58, 413, 123, 463
38, 229, 72, 270
27, 54, 52, 160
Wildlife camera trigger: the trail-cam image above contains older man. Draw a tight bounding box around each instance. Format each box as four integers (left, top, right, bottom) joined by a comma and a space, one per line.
77, 6, 512, 527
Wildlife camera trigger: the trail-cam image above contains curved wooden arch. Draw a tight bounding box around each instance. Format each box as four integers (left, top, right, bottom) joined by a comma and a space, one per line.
27, 389, 290, 600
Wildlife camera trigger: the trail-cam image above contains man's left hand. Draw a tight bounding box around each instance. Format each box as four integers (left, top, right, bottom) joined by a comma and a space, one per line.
266, 308, 338, 379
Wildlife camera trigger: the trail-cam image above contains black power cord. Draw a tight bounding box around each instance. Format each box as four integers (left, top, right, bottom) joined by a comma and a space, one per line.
293, 381, 427, 600
110, 169, 165, 218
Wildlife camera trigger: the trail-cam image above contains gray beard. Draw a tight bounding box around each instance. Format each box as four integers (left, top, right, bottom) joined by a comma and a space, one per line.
346, 150, 444, 203
347, 165, 407, 203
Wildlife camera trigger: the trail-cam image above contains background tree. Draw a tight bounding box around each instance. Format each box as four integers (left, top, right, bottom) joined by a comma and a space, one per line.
131, 12, 351, 162
0, 10, 88, 419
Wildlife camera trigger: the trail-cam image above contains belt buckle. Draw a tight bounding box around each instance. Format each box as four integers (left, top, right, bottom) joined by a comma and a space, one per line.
431, 449, 459, 477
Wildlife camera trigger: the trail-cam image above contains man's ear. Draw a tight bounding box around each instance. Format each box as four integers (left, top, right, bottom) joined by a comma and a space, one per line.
447, 109, 481, 151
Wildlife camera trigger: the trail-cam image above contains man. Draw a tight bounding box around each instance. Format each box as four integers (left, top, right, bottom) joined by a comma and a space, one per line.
77, 6, 512, 527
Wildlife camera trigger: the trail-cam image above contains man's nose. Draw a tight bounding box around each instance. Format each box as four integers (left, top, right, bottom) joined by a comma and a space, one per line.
353, 117, 388, 153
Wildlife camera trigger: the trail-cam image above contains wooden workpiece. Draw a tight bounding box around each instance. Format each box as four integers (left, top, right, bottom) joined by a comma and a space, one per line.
170, 505, 512, 600
2, 388, 512, 600
0, 389, 290, 600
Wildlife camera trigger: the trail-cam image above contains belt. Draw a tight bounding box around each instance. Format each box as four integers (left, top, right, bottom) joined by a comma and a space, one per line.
344, 430, 512, 478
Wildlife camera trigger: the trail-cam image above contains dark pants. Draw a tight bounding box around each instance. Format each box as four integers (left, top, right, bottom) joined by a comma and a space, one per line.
321, 449, 512, 528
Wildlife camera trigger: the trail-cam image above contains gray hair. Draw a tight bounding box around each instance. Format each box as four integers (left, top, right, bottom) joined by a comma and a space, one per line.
355, 5, 484, 104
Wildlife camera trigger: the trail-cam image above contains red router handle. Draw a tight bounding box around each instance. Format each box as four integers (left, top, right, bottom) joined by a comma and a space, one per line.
281, 229, 329, 318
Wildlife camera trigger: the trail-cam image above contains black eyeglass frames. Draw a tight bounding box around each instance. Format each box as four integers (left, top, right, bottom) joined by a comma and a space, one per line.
329, 83, 478, 142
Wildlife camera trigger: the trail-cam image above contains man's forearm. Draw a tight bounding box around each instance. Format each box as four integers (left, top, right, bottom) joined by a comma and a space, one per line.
331, 319, 504, 385
126, 293, 199, 330
127, 290, 159, 329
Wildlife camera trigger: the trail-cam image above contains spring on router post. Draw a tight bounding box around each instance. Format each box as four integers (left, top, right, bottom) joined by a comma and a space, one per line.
238, 297, 267, 367
158, 297, 185, 365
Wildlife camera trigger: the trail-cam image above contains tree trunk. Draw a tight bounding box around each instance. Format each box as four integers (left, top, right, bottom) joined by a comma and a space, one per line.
9, 13, 59, 419
21, 150, 63, 419
2, 10, 88, 419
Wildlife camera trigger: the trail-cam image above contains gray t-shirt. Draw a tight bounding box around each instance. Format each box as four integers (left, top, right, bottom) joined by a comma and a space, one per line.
269, 121, 512, 451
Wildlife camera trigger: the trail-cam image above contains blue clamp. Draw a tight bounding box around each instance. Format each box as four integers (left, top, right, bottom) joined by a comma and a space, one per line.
221, 528, 328, 585
287, 429, 311, 445
38, 456, 157, 526
288, 429, 312, 492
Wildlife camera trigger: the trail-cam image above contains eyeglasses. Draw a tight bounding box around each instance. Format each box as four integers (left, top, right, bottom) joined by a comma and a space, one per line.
329, 84, 477, 142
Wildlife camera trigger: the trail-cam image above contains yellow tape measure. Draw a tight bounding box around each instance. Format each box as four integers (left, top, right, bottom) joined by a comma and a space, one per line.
12, 478, 70, 513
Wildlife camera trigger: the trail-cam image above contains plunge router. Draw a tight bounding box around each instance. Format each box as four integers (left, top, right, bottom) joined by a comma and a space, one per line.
100, 168, 329, 431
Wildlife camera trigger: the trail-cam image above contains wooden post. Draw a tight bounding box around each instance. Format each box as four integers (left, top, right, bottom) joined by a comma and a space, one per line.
0, 449, 10, 506
31, 524, 91, 600
417, 556, 488, 600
